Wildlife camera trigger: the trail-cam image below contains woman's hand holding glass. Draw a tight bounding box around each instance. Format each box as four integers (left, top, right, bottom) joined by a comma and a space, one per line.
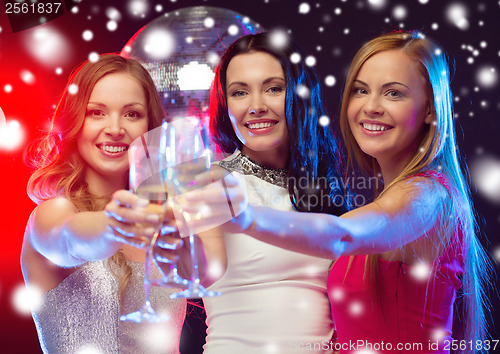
105, 190, 165, 248
173, 170, 252, 236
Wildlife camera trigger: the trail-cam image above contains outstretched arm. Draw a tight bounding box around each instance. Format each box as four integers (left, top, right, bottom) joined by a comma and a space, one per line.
187, 175, 448, 261
26, 192, 159, 268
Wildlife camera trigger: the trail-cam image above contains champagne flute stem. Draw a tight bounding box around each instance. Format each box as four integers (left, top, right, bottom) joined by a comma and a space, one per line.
189, 234, 200, 285
143, 220, 162, 306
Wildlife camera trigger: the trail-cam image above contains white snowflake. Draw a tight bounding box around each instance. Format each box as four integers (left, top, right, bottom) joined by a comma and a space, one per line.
82, 29, 93, 41
299, 2, 311, 14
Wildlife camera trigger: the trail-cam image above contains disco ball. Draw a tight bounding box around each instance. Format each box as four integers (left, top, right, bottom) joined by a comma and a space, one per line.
121, 6, 262, 121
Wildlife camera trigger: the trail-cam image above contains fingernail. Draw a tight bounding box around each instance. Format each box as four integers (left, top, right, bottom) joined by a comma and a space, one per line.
157, 240, 178, 250
155, 254, 178, 264
137, 199, 149, 207
146, 214, 160, 222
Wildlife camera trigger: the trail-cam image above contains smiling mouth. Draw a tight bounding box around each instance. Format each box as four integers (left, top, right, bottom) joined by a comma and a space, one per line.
96, 144, 128, 153
245, 121, 278, 130
362, 123, 393, 132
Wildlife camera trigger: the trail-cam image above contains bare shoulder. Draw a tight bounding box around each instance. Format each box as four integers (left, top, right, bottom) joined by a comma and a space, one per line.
22, 198, 80, 293
375, 175, 448, 212
379, 176, 451, 262
30, 197, 79, 233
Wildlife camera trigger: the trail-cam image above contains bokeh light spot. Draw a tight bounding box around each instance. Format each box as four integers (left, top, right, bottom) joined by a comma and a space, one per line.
290, 52, 301, 64
476, 66, 498, 89
319, 115, 330, 127
107, 20, 118, 31
446, 3, 470, 30
270, 30, 288, 49
204, 17, 215, 28
68, 84, 79, 95
20, 70, 35, 85
82, 30, 93, 41
143, 30, 175, 60
393, 5, 408, 20
11, 284, 43, 315
296, 85, 310, 99
228, 24, 239, 36
88, 52, 99, 62
299, 3, 311, 14
305, 55, 316, 67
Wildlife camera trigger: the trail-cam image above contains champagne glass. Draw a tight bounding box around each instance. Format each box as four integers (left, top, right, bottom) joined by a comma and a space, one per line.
162, 117, 221, 299
120, 128, 171, 323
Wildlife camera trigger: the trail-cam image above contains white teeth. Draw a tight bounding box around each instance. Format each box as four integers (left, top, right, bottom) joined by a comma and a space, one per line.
363, 123, 389, 131
100, 145, 127, 153
247, 122, 275, 129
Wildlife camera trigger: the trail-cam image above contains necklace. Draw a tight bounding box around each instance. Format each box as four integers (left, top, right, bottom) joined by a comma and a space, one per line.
219, 151, 288, 189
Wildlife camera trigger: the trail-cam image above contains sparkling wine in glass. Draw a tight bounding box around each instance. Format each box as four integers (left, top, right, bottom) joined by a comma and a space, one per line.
119, 129, 171, 323
163, 118, 221, 299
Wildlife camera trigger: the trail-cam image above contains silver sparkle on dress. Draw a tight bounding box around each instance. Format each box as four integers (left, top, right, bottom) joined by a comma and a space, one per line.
32, 260, 186, 354
218, 151, 288, 189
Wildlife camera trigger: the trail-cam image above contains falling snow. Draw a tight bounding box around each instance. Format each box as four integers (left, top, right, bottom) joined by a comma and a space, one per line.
128, 0, 148, 17
324, 75, 336, 86
105, 7, 121, 21
305, 55, 316, 67
494, 246, 500, 263
472, 156, 500, 204
299, 3, 311, 14
143, 29, 175, 60
68, 84, 79, 95
11, 284, 43, 315
107, 21, 118, 31
368, 0, 387, 10
296, 85, 310, 99
204, 17, 215, 28
410, 263, 431, 281
228, 24, 239, 36
290, 52, 301, 64
476, 67, 498, 89
349, 301, 363, 316
270, 30, 288, 49
319, 115, 330, 126
446, 3, 470, 30
88, 52, 99, 62
75, 344, 103, 354
393, 5, 407, 20
20, 70, 35, 85
82, 30, 93, 41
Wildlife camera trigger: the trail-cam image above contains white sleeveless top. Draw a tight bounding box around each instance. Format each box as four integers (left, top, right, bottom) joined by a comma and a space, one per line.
203, 152, 334, 353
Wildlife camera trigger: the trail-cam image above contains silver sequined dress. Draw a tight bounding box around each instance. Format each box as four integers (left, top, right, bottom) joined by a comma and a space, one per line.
32, 260, 186, 354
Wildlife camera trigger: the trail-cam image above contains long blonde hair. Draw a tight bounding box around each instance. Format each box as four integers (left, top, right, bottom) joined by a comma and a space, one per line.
339, 31, 492, 352
25, 54, 164, 303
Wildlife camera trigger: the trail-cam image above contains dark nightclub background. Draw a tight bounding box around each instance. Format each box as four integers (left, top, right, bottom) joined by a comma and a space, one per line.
0, 0, 499, 352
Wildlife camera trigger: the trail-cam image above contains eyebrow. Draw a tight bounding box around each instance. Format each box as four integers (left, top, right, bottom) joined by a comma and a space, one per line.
87, 102, 146, 108
354, 79, 410, 90
226, 76, 286, 90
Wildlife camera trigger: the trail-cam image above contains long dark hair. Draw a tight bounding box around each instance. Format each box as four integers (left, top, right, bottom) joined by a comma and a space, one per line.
210, 32, 350, 215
